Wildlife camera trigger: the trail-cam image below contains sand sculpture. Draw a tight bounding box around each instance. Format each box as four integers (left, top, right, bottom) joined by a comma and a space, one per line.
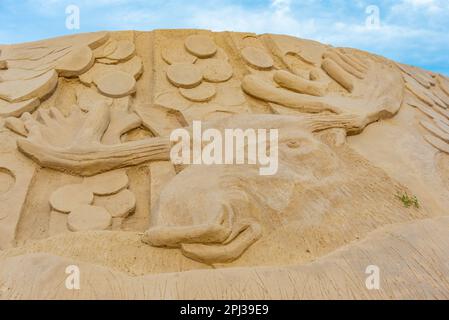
1, 30, 449, 299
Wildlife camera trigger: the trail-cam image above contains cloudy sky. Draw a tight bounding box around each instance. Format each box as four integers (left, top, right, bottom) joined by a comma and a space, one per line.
0, 0, 448, 75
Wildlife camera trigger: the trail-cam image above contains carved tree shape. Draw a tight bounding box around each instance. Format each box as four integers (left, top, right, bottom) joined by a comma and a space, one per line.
17, 104, 170, 176
242, 48, 404, 132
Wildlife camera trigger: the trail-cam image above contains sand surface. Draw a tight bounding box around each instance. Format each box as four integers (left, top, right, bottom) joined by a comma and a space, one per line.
0, 30, 449, 299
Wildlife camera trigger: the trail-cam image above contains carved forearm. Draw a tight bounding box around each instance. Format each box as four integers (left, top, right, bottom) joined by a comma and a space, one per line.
17, 136, 171, 176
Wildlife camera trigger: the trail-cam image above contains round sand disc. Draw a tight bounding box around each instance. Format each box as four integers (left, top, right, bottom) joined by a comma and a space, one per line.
161, 43, 197, 65
180, 82, 216, 102
67, 205, 112, 232
166, 63, 203, 89
83, 170, 129, 196
241, 47, 274, 70
95, 70, 136, 98
106, 40, 135, 61
101, 41, 118, 58
94, 40, 118, 59
185, 35, 217, 58
96, 189, 136, 218
202, 59, 233, 83
215, 48, 230, 62
50, 184, 94, 213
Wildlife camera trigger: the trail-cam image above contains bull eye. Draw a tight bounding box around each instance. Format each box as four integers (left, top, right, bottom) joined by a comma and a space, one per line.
286, 140, 301, 149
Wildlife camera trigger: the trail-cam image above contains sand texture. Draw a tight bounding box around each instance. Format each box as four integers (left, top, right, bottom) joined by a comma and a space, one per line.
0, 30, 449, 299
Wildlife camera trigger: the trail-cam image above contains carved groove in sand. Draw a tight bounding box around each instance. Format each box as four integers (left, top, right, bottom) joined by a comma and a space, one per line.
0, 168, 15, 196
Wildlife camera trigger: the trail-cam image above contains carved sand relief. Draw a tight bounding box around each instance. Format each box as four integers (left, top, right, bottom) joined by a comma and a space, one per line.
156, 31, 249, 124
48, 170, 135, 233
50, 184, 94, 213
0, 168, 15, 196
236, 34, 403, 135
166, 63, 203, 89
0, 32, 109, 119
143, 114, 428, 265
9, 102, 168, 176
3, 31, 406, 254
241, 46, 274, 70
400, 64, 449, 154
67, 205, 112, 232
3, 30, 449, 299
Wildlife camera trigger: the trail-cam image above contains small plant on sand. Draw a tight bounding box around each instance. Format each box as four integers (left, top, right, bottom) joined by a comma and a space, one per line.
395, 192, 420, 209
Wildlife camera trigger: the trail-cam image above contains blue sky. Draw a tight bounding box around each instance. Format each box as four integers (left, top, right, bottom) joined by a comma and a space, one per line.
0, 0, 448, 75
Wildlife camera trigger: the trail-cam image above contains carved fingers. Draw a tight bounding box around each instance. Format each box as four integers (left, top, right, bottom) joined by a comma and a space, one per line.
321, 49, 368, 93
273, 70, 326, 97
242, 74, 340, 114
181, 222, 262, 265
143, 203, 234, 248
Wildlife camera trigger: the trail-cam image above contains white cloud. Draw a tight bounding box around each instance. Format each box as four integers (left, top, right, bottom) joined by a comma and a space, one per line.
0, 0, 447, 74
